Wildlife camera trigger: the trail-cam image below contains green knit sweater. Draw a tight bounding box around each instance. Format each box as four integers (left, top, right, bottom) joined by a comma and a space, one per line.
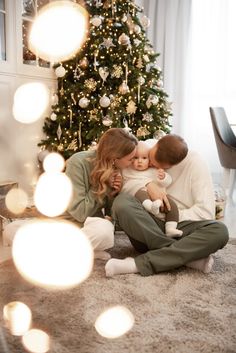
65, 150, 113, 224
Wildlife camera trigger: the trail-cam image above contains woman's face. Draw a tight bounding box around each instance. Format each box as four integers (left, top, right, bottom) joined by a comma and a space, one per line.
114, 147, 137, 169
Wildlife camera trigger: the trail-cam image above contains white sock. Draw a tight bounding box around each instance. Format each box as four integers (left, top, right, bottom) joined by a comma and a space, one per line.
151, 199, 162, 216
142, 199, 153, 212
186, 255, 214, 274
165, 221, 183, 238
105, 257, 138, 277
94, 251, 111, 260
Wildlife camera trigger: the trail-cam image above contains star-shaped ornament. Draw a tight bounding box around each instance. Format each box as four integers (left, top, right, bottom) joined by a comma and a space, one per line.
101, 37, 116, 49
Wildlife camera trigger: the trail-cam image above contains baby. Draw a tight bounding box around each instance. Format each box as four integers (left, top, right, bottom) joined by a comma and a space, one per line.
121, 141, 183, 237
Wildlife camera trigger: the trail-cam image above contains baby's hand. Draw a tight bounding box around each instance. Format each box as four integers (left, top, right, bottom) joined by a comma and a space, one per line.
157, 169, 165, 180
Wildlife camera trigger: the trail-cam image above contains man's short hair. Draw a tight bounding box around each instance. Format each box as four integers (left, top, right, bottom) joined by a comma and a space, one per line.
155, 134, 188, 165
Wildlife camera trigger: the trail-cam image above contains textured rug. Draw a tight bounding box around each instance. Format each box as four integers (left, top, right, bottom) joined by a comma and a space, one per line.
0, 234, 236, 353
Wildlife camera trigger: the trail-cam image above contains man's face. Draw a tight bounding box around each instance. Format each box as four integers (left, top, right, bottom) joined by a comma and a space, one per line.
148, 145, 172, 169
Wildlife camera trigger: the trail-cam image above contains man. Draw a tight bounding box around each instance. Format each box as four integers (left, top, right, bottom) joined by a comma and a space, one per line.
105, 134, 229, 277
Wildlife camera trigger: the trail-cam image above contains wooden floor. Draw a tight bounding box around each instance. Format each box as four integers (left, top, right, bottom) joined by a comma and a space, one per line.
0, 193, 235, 264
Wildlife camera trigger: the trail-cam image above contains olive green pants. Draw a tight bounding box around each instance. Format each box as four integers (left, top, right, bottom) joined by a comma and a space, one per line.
112, 194, 229, 276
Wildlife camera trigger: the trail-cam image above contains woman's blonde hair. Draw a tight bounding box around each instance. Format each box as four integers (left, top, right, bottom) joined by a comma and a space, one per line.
90, 128, 137, 202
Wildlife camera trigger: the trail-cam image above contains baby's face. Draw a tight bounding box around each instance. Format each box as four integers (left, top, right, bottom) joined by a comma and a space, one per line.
132, 144, 150, 171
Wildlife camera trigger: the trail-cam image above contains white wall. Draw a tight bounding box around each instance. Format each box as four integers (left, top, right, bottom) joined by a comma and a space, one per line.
0, 1, 55, 196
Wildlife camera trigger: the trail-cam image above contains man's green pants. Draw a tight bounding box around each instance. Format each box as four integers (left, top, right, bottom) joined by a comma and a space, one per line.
112, 194, 229, 276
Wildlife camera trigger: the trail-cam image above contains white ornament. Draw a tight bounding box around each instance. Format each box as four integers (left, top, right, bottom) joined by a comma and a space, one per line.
146, 95, 159, 108
50, 112, 57, 121
150, 95, 159, 105
137, 76, 145, 85
122, 14, 128, 22
88, 141, 98, 150
119, 81, 130, 95
123, 118, 131, 133
101, 37, 116, 49
153, 130, 166, 140
55, 65, 66, 78
141, 15, 151, 29
91, 15, 102, 27
134, 39, 141, 47
99, 96, 110, 108
102, 115, 113, 126
118, 33, 130, 46
99, 67, 109, 82
157, 79, 164, 87
51, 93, 58, 105
142, 112, 153, 122
79, 97, 90, 108
134, 25, 141, 34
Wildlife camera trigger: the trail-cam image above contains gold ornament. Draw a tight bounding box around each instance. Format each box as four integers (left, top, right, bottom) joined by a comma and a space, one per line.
137, 126, 150, 137
57, 143, 64, 151
126, 100, 137, 115
79, 57, 89, 68
111, 65, 123, 78
136, 55, 143, 69
84, 78, 97, 91
66, 139, 78, 151
90, 108, 99, 121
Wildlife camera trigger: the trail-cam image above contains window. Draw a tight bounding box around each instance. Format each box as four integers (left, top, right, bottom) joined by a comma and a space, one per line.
21, 0, 51, 68
0, 0, 6, 61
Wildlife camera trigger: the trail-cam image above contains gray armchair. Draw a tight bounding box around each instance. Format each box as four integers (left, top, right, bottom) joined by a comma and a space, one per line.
209, 107, 236, 199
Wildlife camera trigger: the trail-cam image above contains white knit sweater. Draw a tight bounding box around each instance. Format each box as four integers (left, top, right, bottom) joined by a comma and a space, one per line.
166, 151, 215, 221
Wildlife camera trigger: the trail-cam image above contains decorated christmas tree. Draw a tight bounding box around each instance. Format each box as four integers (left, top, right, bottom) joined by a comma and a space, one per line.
38, 0, 172, 159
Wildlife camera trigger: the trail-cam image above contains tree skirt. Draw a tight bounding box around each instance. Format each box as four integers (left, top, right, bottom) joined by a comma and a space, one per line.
0, 235, 236, 353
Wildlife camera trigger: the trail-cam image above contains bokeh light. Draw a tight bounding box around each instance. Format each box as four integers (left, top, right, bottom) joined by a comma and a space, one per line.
3, 301, 32, 336
43, 152, 65, 173
34, 172, 72, 217
12, 82, 50, 124
22, 329, 50, 353
28, 1, 88, 63
95, 306, 134, 339
5, 188, 28, 214
12, 220, 94, 289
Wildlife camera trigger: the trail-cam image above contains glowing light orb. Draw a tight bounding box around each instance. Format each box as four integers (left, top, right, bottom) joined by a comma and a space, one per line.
95, 306, 134, 339
5, 188, 28, 214
12, 220, 94, 289
29, 1, 89, 62
3, 301, 32, 336
22, 329, 50, 353
13, 82, 50, 124
43, 152, 65, 173
34, 172, 72, 217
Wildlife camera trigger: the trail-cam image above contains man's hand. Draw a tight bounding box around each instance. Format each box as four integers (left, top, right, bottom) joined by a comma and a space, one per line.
146, 182, 171, 211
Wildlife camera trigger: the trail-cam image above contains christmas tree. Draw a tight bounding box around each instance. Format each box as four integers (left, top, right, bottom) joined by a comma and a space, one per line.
38, 0, 172, 159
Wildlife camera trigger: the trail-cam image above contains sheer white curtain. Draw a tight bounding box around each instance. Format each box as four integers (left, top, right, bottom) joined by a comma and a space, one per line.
189, 0, 236, 182
140, 0, 236, 183
141, 0, 192, 135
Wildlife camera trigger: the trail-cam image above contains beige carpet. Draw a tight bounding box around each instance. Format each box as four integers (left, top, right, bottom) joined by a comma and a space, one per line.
0, 234, 236, 353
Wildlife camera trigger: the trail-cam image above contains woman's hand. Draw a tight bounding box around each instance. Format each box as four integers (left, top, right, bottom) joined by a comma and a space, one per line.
108, 171, 123, 196
146, 182, 171, 211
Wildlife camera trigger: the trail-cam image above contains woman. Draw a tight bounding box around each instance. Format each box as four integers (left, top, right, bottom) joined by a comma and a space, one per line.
65, 128, 138, 259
